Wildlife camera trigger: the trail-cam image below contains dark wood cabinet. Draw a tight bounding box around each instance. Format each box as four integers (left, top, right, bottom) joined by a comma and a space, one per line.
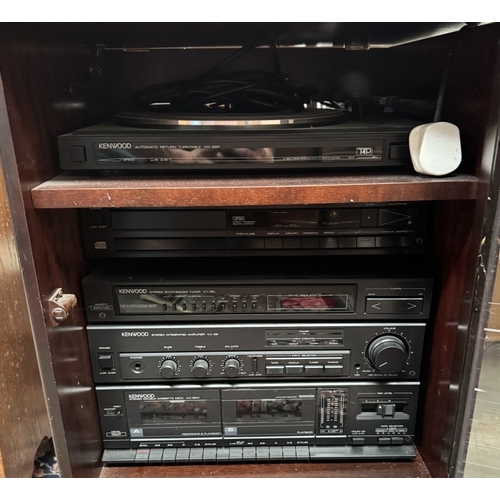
1, 22, 499, 478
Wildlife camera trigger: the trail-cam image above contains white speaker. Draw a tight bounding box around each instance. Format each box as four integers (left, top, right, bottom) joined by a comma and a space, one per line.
409, 121, 462, 176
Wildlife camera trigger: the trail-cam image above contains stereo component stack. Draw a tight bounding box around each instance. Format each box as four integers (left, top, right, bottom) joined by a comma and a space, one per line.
82, 256, 432, 465
62, 44, 435, 468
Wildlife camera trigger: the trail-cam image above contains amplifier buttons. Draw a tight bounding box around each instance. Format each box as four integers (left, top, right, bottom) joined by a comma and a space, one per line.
304, 365, 324, 375
266, 365, 284, 375
265, 356, 345, 376
285, 365, 304, 374
266, 364, 344, 375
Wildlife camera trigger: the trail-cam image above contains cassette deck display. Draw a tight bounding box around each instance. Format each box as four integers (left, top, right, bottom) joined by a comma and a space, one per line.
58, 116, 418, 172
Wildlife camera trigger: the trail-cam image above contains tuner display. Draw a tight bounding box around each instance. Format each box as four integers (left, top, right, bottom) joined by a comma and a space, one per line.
269, 294, 348, 311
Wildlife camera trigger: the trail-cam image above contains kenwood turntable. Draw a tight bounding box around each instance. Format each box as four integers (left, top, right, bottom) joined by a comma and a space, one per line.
58, 110, 417, 172
58, 41, 418, 173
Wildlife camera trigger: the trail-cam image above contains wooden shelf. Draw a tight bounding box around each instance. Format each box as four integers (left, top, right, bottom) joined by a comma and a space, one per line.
99, 451, 431, 478
31, 173, 479, 209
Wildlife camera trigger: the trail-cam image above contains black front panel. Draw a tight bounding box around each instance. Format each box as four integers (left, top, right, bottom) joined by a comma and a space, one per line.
58, 119, 414, 172
87, 323, 425, 383
82, 268, 433, 323
96, 382, 419, 463
114, 285, 355, 317
92, 142, 386, 166
80, 202, 427, 258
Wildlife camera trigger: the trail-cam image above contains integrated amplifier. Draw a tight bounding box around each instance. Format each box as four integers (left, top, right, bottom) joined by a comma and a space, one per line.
81, 202, 428, 258
87, 322, 426, 383
97, 381, 420, 464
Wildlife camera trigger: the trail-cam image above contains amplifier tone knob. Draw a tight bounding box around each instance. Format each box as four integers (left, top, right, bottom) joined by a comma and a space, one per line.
192, 359, 209, 378
224, 358, 240, 378
366, 335, 409, 374
160, 359, 178, 379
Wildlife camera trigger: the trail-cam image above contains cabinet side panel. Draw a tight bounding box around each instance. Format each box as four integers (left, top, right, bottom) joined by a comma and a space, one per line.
415, 24, 500, 477
0, 127, 52, 478
416, 200, 475, 477
0, 25, 105, 478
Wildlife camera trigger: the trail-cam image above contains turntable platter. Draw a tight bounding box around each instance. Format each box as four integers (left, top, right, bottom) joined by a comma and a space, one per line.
113, 108, 347, 130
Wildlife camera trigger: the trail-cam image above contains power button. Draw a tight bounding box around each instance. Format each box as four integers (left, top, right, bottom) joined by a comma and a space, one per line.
69, 146, 87, 162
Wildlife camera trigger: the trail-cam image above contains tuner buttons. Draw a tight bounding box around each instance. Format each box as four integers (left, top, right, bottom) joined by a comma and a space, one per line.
224, 358, 240, 378
192, 358, 210, 378
366, 335, 409, 374
160, 359, 178, 379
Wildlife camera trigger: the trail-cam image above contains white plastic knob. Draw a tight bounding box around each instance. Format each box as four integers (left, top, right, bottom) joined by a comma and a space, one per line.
409, 122, 461, 176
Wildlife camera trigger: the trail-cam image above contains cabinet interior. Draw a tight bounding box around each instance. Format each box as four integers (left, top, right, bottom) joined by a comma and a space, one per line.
0, 22, 499, 478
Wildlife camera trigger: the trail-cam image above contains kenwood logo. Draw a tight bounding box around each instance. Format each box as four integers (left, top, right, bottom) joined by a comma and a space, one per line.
98, 143, 132, 149
121, 332, 149, 337
128, 394, 155, 401
118, 288, 148, 294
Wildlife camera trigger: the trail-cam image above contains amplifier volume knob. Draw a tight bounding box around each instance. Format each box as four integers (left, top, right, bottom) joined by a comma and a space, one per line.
224, 358, 240, 378
160, 359, 178, 379
193, 359, 209, 378
366, 335, 409, 374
